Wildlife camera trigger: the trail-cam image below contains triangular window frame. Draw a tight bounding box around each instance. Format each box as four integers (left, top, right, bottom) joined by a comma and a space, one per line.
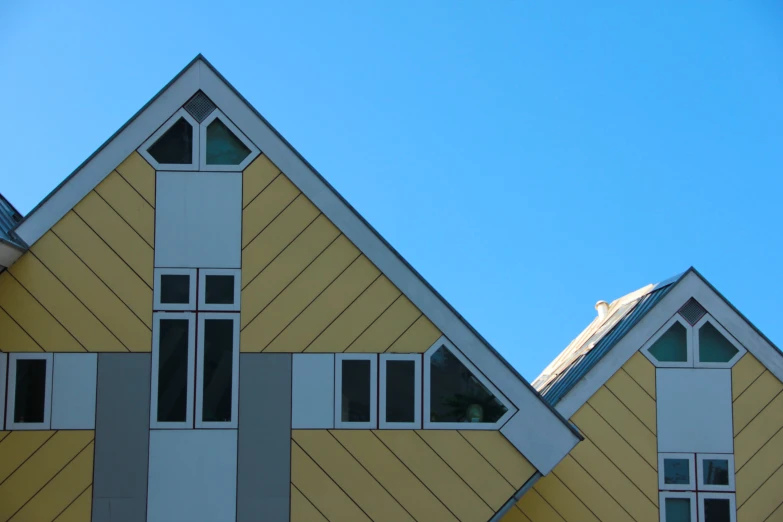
692, 315, 745, 368
423, 337, 516, 430
140, 108, 199, 170
641, 315, 693, 368
199, 109, 258, 171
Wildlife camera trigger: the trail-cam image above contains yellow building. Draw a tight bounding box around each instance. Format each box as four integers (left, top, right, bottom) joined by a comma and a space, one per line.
0, 56, 780, 522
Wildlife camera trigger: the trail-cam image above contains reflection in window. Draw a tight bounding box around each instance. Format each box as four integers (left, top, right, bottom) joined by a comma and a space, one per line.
14, 359, 47, 423
148, 117, 193, 164
665, 497, 693, 522
649, 322, 688, 363
698, 323, 739, 363
702, 459, 730, 486
157, 319, 190, 422
341, 359, 371, 422
201, 319, 234, 422
664, 458, 691, 486
429, 345, 507, 423
206, 119, 251, 165
385, 360, 415, 423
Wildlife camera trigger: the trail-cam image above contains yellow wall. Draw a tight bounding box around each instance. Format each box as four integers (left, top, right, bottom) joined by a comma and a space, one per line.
507, 351, 658, 522
0, 430, 94, 522
732, 353, 783, 522
0, 152, 154, 353
291, 429, 536, 522
241, 155, 442, 353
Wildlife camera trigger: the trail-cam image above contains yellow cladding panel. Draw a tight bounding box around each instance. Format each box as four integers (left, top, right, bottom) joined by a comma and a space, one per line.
94, 172, 155, 247
0, 430, 94, 521
0, 271, 83, 352
291, 485, 328, 522
53, 212, 152, 328
735, 391, 783, 470
604, 369, 656, 434
345, 296, 422, 353
733, 371, 783, 435
375, 430, 494, 521
386, 315, 442, 353
116, 151, 155, 207
242, 196, 320, 287
732, 353, 766, 400
552, 455, 636, 522
533, 473, 599, 522
291, 441, 370, 522
32, 232, 151, 352
74, 191, 153, 286
305, 276, 401, 353
736, 427, 783, 506
501, 506, 532, 522
53, 486, 92, 522
242, 175, 300, 248
331, 430, 458, 522
737, 464, 783, 522
264, 256, 380, 353
9, 250, 120, 352
243, 154, 280, 208
622, 351, 656, 399
241, 216, 339, 330
516, 488, 566, 522
293, 431, 415, 522
242, 236, 359, 351
0, 307, 41, 352
459, 431, 536, 489
0, 431, 55, 484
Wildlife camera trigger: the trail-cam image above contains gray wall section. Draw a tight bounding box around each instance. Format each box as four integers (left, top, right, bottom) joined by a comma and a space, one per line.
237, 353, 292, 522
92, 353, 151, 522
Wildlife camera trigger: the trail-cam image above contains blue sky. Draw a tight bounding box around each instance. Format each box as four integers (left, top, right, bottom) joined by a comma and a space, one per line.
2, 1, 782, 380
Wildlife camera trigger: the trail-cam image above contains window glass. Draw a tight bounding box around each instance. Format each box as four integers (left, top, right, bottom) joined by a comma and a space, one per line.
664, 458, 691, 485
206, 119, 251, 165
385, 360, 415, 423
157, 319, 190, 422
341, 360, 371, 422
698, 323, 739, 363
14, 359, 47, 423
160, 274, 191, 305
205, 275, 235, 305
148, 117, 193, 164
649, 322, 688, 362
703, 498, 731, 522
665, 497, 692, 522
201, 319, 234, 422
430, 345, 507, 423
702, 459, 730, 486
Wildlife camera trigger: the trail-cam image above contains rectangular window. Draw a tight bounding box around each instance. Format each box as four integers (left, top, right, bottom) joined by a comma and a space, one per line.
660, 492, 697, 522
198, 269, 240, 311
196, 314, 239, 428
151, 313, 195, 428
697, 454, 735, 491
154, 268, 197, 311
335, 354, 377, 429
698, 493, 736, 522
380, 354, 421, 429
5, 353, 53, 430
659, 453, 696, 490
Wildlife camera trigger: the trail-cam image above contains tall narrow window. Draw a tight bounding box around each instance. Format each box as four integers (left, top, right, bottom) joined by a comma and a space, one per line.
196, 314, 239, 428
335, 354, 377, 429
151, 313, 195, 428
6, 353, 53, 430
380, 354, 421, 429
660, 492, 696, 522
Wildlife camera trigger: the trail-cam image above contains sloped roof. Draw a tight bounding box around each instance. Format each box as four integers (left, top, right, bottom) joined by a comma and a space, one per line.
533, 273, 684, 406
0, 194, 25, 249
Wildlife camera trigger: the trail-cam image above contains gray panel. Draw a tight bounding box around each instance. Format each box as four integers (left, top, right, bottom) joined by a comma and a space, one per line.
237, 353, 291, 522
92, 353, 151, 522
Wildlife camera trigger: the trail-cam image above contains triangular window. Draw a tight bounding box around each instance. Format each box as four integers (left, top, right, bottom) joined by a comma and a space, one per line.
424, 341, 513, 428
697, 322, 740, 364
206, 119, 251, 166
148, 117, 193, 164
648, 321, 689, 363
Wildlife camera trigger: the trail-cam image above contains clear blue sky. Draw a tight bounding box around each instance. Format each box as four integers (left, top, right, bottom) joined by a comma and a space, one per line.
2, 1, 782, 380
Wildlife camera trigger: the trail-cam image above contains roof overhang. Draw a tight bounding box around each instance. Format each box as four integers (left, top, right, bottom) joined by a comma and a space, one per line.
0, 239, 25, 270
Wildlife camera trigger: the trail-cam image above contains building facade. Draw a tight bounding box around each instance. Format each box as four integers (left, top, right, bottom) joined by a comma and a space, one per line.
0, 57, 780, 522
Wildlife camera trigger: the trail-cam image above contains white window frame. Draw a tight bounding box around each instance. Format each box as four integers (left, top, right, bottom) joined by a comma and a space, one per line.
660, 491, 697, 522
697, 492, 736, 522
641, 315, 693, 368
153, 268, 197, 311
659, 453, 696, 491
423, 337, 516, 430
693, 315, 746, 368
697, 454, 735, 491
379, 354, 421, 429
198, 269, 241, 311
139, 108, 199, 170
334, 353, 377, 429
151, 312, 196, 429
195, 313, 240, 429
198, 109, 259, 171
5, 353, 53, 430
0, 353, 6, 430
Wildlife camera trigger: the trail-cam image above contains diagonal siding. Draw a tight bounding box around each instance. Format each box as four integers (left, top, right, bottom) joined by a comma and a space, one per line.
0, 431, 94, 522
241, 154, 441, 353
291, 430, 535, 522
0, 152, 154, 353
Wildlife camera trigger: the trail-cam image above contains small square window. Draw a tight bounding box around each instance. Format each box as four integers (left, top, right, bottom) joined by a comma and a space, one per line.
660, 492, 696, 522
198, 269, 240, 311
659, 453, 696, 490
6, 353, 53, 430
697, 454, 735, 491
698, 493, 736, 522
380, 354, 422, 429
335, 354, 377, 429
154, 269, 197, 311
